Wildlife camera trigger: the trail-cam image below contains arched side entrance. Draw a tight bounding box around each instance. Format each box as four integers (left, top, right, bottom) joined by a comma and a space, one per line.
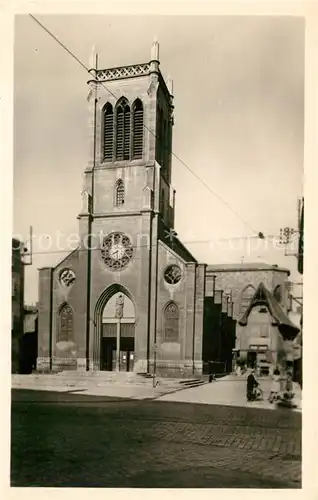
93, 284, 136, 372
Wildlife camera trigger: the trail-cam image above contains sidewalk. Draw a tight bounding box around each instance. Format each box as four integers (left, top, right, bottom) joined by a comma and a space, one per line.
11, 373, 302, 410
11, 373, 182, 400
158, 373, 302, 411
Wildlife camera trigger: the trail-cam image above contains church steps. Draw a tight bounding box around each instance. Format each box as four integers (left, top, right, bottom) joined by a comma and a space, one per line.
12, 373, 206, 391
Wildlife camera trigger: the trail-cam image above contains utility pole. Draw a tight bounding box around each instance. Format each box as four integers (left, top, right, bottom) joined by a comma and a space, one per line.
278, 226, 298, 256
278, 197, 303, 260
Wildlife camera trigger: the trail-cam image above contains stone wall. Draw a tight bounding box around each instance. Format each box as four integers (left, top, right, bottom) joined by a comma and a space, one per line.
206, 266, 290, 320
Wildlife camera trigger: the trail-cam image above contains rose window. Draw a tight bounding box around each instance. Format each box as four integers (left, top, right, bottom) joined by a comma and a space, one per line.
100, 232, 133, 271
164, 264, 182, 285
59, 268, 76, 288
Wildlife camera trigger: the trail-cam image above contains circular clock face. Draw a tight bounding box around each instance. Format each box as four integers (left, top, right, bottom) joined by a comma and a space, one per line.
109, 243, 126, 260
164, 264, 182, 285
59, 268, 76, 287
100, 232, 133, 270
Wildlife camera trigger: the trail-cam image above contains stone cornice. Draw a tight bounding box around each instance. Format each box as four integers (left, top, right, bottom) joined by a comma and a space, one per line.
88, 62, 150, 83
84, 160, 156, 173
92, 211, 144, 219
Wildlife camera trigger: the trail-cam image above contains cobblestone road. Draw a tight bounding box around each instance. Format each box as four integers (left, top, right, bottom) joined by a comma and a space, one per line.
11, 389, 301, 488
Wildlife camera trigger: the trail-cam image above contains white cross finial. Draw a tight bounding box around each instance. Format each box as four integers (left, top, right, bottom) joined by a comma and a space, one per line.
89, 44, 98, 70
151, 38, 159, 61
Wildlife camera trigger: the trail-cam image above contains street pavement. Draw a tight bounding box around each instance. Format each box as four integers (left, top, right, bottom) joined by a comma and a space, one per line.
158, 374, 302, 412
11, 389, 301, 488
11, 373, 302, 412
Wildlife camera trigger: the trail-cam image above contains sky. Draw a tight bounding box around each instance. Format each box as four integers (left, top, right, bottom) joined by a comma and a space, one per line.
13, 14, 305, 305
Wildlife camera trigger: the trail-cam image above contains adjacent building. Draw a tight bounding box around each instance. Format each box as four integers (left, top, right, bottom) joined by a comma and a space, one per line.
20, 305, 38, 374
12, 238, 25, 373
206, 263, 299, 375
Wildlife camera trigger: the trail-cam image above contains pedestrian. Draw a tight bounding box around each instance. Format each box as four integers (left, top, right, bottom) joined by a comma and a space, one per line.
268, 368, 280, 403
246, 369, 258, 401
284, 372, 294, 400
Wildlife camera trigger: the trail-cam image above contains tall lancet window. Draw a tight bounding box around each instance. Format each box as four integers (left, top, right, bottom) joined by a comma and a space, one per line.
115, 179, 125, 206
58, 303, 73, 342
103, 103, 114, 161
162, 119, 168, 173
240, 285, 255, 315
116, 99, 131, 161
132, 99, 144, 159
164, 301, 179, 342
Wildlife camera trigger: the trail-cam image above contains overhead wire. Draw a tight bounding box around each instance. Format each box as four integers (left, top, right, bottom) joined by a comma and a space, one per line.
29, 14, 261, 237
16, 231, 299, 258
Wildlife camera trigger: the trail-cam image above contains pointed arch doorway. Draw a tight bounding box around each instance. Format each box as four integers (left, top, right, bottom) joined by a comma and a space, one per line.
96, 286, 136, 372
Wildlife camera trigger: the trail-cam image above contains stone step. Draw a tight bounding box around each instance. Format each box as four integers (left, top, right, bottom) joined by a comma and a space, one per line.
179, 378, 202, 385
12, 373, 205, 391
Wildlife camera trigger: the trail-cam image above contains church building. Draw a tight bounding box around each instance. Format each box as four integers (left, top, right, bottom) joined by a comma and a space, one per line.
37, 42, 297, 378
37, 41, 207, 377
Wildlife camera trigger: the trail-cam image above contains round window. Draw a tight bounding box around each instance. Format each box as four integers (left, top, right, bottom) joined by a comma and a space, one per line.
59, 268, 76, 288
100, 232, 133, 271
164, 265, 182, 285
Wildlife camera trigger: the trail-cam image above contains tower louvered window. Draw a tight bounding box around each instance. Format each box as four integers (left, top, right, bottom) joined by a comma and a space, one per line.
103, 103, 113, 161
156, 107, 162, 165
160, 188, 165, 217
159, 109, 164, 166
162, 119, 167, 173
115, 179, 125, 206
132, 99, 143, 159
116, 100, 130, 161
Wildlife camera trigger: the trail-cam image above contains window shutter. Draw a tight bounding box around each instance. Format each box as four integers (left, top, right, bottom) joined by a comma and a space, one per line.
162, 120, 167, 172
124, 105, 130, 160
133, 100, 143, 159
116, 107, 124, 160
103, 104, 113, 161
116, 100, 131, 161
156, 107, 163, 164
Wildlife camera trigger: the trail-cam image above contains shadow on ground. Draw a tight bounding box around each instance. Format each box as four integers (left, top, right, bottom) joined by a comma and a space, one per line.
11, 389, 301, 489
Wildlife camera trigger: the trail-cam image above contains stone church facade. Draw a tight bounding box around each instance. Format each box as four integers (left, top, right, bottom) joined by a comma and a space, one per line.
36, 43, 298, 378
37, 42, 206, 377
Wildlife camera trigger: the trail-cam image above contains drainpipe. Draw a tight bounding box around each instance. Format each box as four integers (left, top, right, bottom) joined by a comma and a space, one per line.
49, 268, 53, 372
192, 264, 197, 374
152, 164, 160, 377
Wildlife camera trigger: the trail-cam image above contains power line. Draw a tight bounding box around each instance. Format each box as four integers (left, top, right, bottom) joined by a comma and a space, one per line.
29, 14, 89, 72
18, 231, 298, 258
28, 14, 260, 236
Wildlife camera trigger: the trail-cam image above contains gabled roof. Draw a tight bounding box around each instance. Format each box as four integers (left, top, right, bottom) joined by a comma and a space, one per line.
158, 221, 197, 263
238, 282, 299, 338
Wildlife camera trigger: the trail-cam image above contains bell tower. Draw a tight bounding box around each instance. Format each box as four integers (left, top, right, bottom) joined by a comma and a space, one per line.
37, 41, 206, 377
79, 39, 175, 227
76, 41, 176, 373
